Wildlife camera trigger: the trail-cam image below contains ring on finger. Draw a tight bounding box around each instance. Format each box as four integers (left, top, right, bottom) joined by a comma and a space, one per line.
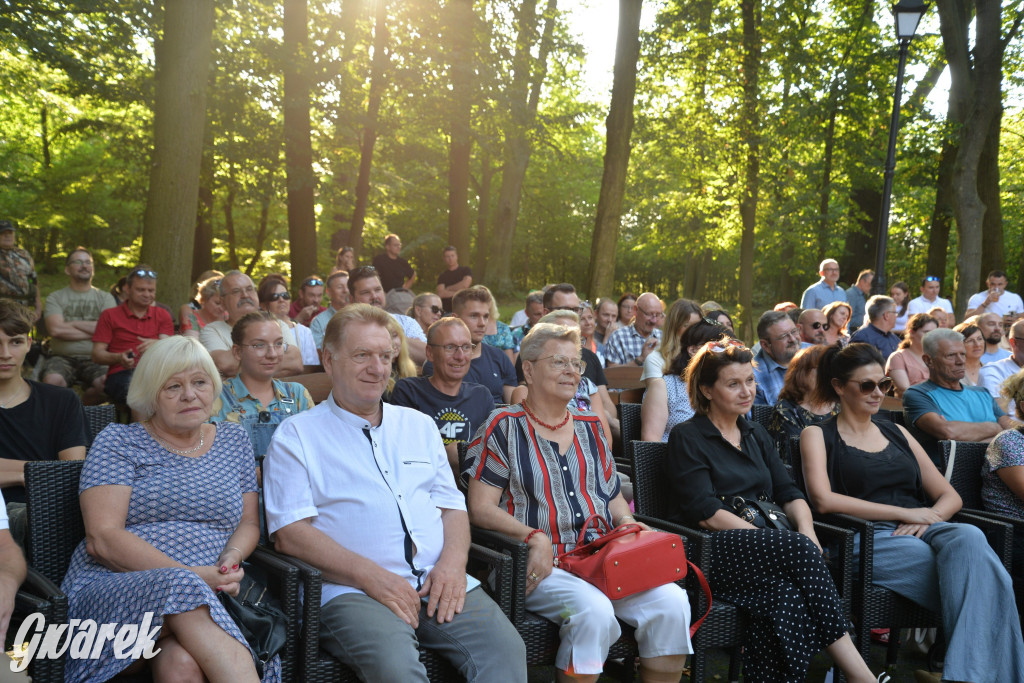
529, 572, 539, 582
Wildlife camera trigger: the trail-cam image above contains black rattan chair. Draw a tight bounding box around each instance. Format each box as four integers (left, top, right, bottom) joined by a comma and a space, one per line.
279, 542, 514, 683
4, 569, 68, 682
790, 438, 1013, 665
83, 404, 117, 448
749, 404, 773, 429
631, 439, 858, 682
24, 459, 303, 682
617, 402, 642, 476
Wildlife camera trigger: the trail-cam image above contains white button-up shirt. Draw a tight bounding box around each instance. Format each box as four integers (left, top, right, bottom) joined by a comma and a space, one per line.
264, 397, 467, 606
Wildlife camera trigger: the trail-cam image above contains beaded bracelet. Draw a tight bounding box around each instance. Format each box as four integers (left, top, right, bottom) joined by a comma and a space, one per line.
523, 529, 545, 544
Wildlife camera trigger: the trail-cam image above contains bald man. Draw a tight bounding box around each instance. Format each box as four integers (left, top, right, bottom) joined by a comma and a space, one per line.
604, 292, 664, 367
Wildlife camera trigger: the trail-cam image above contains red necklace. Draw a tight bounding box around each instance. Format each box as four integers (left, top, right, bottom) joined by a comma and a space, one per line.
521, 400, 572, 430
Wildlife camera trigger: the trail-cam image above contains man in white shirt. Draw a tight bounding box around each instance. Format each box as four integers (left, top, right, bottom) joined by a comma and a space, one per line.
263, 304, 526, 682
907, 275, 954, 317
980, 319, 1024, 417
966, 270, 1024, 319
199, 270, 302, 377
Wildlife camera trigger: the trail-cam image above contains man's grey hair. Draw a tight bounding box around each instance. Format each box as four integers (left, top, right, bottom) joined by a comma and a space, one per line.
923, 328, 964, 358
218, 269, 249, 296
866, 295, 895, 322
757, 310, 790, 341
519, 322, 581, 362
525, 291, 544, 307
538, 310, 579, 326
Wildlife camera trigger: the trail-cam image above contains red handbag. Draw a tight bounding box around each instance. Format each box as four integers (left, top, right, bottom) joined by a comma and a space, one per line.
555, 514, 712, 636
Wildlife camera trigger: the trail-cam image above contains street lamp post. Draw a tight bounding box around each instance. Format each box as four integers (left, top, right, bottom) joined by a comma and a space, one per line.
874, 0, 929, 295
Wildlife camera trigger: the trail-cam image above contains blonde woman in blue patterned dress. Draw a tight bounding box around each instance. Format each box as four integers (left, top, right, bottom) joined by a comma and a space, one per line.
61, 336, 277, 683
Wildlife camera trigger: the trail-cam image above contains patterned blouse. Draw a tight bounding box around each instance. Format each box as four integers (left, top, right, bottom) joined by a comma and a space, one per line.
464, 406, 621, 555
484, 320, 515, 352
767, 398, 839, 462
982, 428, 1024, 518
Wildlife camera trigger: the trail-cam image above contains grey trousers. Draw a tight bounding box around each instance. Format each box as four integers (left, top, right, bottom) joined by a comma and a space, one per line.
319, 588, 527, 683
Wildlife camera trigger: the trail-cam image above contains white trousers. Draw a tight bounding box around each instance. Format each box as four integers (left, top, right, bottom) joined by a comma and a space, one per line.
524, 567, 692, 675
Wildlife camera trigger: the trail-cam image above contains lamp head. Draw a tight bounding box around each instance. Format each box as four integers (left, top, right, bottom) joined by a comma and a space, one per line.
894, 0, 928, 40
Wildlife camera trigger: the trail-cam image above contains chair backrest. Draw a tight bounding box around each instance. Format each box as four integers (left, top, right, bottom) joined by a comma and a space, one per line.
630, 441, 673, 520
941, 440, 988, 509
749, 404, 773, 429
25, 460, 86, 586
618, 403, 642, 454
604, 365, 644, 391
278, 372, 333, 404
83, 404, 116, 447
877, 408, 906, 428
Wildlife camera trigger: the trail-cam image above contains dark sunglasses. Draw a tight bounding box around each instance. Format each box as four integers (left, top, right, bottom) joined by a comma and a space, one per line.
848, 377, 893, 394
427, 305, 443, 315
303, 278, 324, 287
808, 322, 824, 330
267, 291, 291, 302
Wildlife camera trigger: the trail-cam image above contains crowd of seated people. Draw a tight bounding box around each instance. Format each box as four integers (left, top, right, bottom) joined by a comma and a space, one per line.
7, 225, 1024, 681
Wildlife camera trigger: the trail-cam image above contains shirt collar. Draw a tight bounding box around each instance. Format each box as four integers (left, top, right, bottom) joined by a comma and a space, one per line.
754, 347, 786, 372
227, 375, 287, 406
325, 392, 385, 430
691, 413, 754, 440
120, 300, 152, 320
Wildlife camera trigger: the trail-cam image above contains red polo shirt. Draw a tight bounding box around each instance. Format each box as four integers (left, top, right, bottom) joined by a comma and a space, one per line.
288, 299, 326, 320
93, 301, 174, 376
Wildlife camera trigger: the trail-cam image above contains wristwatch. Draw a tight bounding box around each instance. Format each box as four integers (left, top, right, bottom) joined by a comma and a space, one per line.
634, 356, 643, 366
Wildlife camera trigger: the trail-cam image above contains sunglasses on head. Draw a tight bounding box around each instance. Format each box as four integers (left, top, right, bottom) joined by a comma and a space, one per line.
701, 316, 725, 326
924, 275, 941, 283
131, 268, 157, 279
704, 338, 747, 354
848, 377, 893, 394
303, 278, 324, 287
267, 291, 291, 302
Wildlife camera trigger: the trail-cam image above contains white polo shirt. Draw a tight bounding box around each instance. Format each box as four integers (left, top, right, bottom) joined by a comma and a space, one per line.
199, 319, 297, 352
263, 398, 467, 606
967, 290, 1024, 318
907, 296, 953, 317
979, 356, 1024, 419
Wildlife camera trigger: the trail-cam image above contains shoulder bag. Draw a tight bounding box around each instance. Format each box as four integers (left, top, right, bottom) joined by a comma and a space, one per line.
555, 514, 712, 636
218, 569, 288, 678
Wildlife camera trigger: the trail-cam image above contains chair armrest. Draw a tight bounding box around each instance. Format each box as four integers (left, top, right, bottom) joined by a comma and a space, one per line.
470, 527, 528, 623
258, 546, 323, 678
467, 543, 513, 619
953, 511, 1013, 572
818, 513, 877, 585
248, 546, 301, 679
812, 521, 854, 613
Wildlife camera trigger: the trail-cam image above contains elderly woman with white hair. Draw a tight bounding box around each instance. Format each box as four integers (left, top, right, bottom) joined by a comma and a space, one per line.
466, 322, 692, 683
61, 336, 277, 683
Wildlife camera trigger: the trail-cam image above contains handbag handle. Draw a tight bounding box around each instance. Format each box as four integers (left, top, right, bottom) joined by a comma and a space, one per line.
687, 560, 713, 638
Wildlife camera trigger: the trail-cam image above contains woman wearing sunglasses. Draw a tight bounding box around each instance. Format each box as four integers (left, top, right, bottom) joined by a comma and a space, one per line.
886, 313, 938, 397
801, 343, 1024, 683
668, 338, 884, 683
257, 274, 320, 372
411, 292, 444, 335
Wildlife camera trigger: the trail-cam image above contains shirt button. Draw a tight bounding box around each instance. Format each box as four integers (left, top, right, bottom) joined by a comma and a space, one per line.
568, 492, 574, 497
576, 513, 582, 517
562, 466, 567, 471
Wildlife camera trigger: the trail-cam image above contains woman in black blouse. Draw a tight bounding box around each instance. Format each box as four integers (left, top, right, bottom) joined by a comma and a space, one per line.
667, 339, 884, 683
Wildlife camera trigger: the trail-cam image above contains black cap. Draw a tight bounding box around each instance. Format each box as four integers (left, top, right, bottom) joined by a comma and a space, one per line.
0, 220, 13, 233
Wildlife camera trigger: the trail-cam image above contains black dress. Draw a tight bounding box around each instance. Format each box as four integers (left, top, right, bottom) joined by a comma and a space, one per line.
667, 415, 849, 683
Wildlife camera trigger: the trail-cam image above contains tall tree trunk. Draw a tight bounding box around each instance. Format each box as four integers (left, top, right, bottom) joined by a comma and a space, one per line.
472, 150, 495, 280
938, 0, 1003, 315
737, 0, 761, 343
979, 104, 1005, 280
347, 0, 389, 257
223, 181, 239, 270
818, 104, 837, 265
246, 172, 275, 276
447, 0, 474, 258
283, 0, 318, 281
192, 145, 215, 281
326, 0, 364, 253
926, 125, 956, 281
488, 0, 556, 296
586, 0, 642, 300
139, 0, 215, 306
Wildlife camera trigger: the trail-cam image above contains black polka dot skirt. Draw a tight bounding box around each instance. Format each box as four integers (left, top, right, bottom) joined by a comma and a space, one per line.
707, 528, 849, 683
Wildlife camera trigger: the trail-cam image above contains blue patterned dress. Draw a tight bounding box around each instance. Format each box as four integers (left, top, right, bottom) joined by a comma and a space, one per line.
61, 422, 280, 682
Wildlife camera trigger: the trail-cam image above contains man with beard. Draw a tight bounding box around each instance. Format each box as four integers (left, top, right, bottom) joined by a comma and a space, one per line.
390, 318, 493, 476
797, 308, 828, 345
41, 247, 117, 403
980, 319, 1024, 417
978, 311, 1011, 364
199, 270, 302, 377
905, 328, 1016, 466
849, 295, 901, 362
753, 310, 804, 406
91, 265, 174, 402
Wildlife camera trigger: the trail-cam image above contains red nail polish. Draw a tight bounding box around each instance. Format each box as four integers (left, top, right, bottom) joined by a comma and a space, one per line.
232, 564, 239, 570
215, 587, 221, 592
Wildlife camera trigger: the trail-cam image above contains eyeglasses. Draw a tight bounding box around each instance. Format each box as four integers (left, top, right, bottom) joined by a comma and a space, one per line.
531, 355, 586, 374
924, 275, 941, 282
238, 341, 289, 355
303, 278, 324, 287
68, 259, 93, 267
420, 305, 443, 315
428, 342, 477, 355
701, 316, 725, 326
807, 322, 824, 330
131, 268, 158, 279
770, 328, 801, 343
848, 377, 893, 394
705, 339, 747, 354
637, 308, 664, 319
226, 285, 256, 298
267, 291, 291, 302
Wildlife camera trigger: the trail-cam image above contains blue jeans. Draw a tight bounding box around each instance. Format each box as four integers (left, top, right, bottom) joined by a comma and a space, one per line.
858, 521, 1024, 682
318, 587, 526, 682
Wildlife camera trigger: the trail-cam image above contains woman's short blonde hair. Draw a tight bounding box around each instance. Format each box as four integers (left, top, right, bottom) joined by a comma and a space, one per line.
126, 336, 222, 419
519, 322, 581, 363
537, 310, 579, 327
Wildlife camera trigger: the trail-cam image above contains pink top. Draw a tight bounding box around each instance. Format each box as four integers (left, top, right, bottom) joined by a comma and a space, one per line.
886, 348, 930, 389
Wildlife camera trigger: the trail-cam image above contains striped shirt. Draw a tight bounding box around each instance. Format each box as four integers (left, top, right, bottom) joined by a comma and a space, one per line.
464, 406, 620, 555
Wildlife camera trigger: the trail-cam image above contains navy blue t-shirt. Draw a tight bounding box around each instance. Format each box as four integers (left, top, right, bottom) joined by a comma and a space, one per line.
422, 343, 517, 404
389, 376, 494, 445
